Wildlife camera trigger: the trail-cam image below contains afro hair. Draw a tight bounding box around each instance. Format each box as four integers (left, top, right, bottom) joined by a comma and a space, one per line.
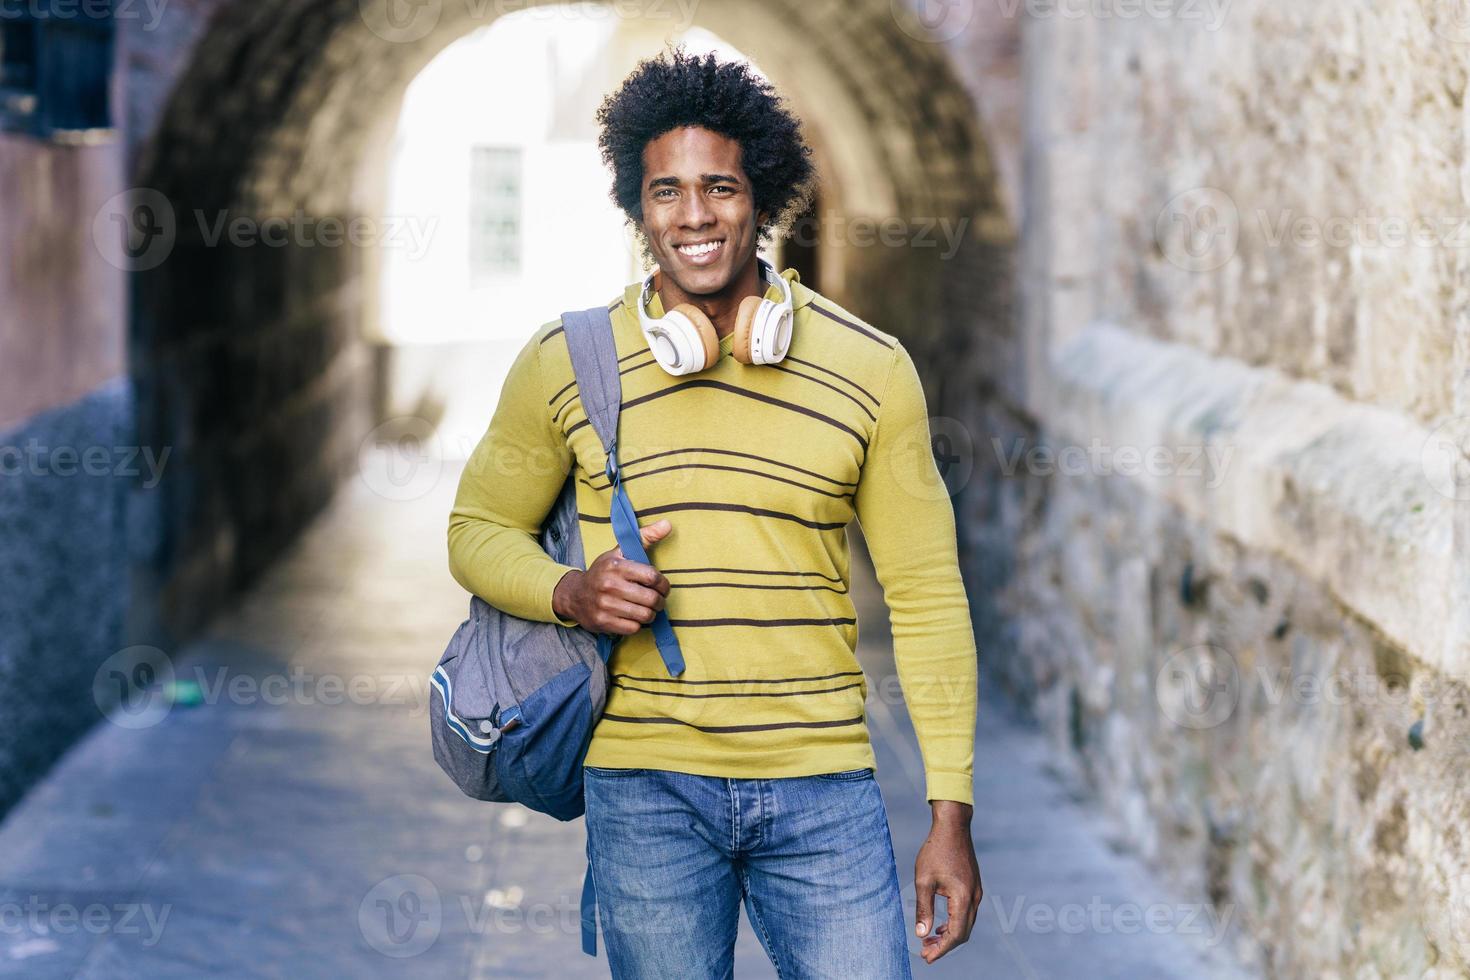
596, 46, 817, 248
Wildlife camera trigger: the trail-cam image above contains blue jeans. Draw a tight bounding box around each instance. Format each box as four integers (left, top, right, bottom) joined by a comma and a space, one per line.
582, 765, 913, 979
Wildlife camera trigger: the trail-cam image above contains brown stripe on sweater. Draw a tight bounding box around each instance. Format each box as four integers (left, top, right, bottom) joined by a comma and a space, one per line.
807, 302, 895, 349
612, 670, 864, 685
781, 354, 880, 406
599, 713, 866, 733
660, 566, 845, 581
611, 447, 858, 488
611, 681, 863, 700
568, 380, 868, 452
578, 501, 848, 530
585, 462, 855, 500
665, 615, 857, 627
766, 363, 878, 422
669, 580, 849, 594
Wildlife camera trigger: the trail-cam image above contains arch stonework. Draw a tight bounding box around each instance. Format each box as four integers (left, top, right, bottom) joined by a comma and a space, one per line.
125, 0, 1018, 637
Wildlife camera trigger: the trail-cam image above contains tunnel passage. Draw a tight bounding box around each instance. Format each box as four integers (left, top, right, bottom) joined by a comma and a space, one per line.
128, 0, 1015, 642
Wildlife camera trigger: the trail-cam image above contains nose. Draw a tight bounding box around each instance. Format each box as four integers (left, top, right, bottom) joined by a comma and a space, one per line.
678, 191, 714, 231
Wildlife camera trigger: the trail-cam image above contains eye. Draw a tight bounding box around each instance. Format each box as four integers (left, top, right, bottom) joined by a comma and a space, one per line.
654, 188, 676, 199
709, 185, 734, 195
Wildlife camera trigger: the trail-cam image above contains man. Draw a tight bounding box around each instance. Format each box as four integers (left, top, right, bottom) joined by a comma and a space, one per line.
448, 48, 981, 978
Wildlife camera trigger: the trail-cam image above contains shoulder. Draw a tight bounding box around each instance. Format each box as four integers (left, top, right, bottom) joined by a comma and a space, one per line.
532, 292, 628, 350
795, 285, 908, 406
526, 292, 627, 392
799, 286, 902, 354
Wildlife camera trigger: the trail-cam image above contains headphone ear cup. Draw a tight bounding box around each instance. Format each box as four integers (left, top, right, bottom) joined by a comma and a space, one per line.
668, 304, 720, 373
731, 295, 765, 365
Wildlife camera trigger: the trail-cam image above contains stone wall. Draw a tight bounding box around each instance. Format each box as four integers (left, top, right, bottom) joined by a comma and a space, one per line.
0, 381, 133, 816
992, 2, 1470, 975
0, 115, 131, 814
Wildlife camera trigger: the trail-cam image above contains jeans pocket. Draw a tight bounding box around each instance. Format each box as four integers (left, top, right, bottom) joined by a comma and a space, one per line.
814, 767, 874, 781
583, 765, 648, 778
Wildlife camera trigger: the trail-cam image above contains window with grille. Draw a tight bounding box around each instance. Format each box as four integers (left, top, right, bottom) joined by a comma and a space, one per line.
469, 146, 523, 280
0, 3, 115, 139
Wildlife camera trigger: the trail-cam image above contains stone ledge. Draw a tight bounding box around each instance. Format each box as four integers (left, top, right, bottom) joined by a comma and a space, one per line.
1045, 321, 1462, 681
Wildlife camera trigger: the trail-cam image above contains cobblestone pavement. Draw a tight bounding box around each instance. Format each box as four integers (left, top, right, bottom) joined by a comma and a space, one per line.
0, 462, 1253, 978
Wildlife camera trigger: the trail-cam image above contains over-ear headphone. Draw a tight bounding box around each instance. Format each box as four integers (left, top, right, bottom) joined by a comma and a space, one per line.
636, 258, 794, 376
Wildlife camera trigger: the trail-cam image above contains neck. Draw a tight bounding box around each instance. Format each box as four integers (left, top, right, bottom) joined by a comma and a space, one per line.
654, 256, 763, 340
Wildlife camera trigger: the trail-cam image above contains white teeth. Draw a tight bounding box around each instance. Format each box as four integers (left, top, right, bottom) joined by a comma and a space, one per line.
678, 241, 722, 256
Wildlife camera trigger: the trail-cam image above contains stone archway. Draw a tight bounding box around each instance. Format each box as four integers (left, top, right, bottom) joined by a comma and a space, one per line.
127, 0, 1014, 640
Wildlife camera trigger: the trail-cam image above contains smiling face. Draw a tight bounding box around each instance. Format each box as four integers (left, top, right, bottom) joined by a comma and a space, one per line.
637, 125, 766, 297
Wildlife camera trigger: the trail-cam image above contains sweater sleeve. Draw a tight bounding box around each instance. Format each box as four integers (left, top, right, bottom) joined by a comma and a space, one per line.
447, 328, 581, 627
852, 341, 979, 805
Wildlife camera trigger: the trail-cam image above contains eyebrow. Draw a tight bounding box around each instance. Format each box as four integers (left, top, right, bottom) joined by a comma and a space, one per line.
646, 173, 743, 190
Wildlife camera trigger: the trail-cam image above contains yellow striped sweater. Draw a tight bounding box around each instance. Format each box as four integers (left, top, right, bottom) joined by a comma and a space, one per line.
446, 266, 978, 804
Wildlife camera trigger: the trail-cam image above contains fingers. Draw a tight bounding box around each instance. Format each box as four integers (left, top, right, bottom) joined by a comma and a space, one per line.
584, 560, 668, 634
617, 558, 670, 597
614, 580, 666, 613
914, 875, 936, 941
638, 518, 673, 548
604, 594, 661, 625
918, 884, 977, 963
613, 518, 673, 556
592, 520, 673, 634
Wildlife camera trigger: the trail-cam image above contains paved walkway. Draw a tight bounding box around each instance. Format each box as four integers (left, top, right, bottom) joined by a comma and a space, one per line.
0, 459, 1252, 978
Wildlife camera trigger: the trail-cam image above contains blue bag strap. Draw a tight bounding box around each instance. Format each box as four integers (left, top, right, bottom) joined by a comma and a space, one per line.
581, 855, 598, 955
602, 434, 684, 675
562, 303, 685, 957
561, 306, 685, 678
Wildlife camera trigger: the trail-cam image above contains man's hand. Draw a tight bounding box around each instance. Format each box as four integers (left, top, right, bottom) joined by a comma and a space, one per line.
914, 800, 982, 964
552, 519, 672, 633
